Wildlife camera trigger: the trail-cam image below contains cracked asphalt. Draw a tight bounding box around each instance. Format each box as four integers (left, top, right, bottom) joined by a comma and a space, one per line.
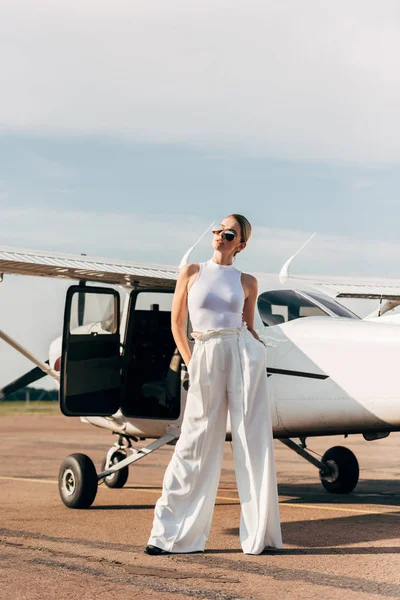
1, 413, 400, 600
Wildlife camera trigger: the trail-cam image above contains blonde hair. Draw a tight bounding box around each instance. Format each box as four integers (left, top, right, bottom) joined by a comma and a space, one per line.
225, 214, 252, 255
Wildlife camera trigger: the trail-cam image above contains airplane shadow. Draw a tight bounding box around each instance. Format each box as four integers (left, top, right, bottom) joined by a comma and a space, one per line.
91, 502, 236, 510
224, 511, 400, 549
264, 547, 400, 555
91, 504, 156, 510
278, 479, 400, 507
206, 545, 400, 555
204, 548, 243, 554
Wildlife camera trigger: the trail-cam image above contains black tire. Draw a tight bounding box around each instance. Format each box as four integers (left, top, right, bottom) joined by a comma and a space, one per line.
58, 453, 98, 508
320, 446, 359, 494
101, 451, 129, 489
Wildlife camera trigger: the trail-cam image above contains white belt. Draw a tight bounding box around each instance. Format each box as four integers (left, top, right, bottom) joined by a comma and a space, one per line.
192, 325, 252, 415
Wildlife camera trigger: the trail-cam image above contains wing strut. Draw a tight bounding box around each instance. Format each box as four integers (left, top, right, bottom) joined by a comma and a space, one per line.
0, 329, 60, 390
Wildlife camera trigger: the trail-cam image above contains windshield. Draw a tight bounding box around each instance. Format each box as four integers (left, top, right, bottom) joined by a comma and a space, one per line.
305, 291, 360, 320
257, 289, 359, 326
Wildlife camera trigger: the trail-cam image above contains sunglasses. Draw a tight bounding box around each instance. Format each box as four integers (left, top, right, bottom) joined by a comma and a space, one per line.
212, 226, 239, 242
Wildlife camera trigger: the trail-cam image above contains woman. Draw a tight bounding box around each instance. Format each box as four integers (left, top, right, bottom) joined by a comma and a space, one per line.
146, 214, 282, 555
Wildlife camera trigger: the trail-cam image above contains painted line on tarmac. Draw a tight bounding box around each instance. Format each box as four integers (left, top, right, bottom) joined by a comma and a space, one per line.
0, 475, 57, 485
1, 475, 399, 518
214, 495, 400, 518
280, 502, 400, 517
216, 494, 400, 517
0, 476, 238, 499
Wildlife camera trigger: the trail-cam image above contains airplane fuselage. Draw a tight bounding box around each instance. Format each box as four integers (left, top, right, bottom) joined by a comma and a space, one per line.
80, 315, 400, 441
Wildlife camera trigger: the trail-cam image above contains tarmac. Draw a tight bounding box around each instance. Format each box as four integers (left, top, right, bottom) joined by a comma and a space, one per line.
1, 412, 400, 600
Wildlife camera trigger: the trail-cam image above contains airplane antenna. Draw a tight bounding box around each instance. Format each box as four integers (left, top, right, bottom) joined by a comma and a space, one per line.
279, 232, 317, 284
178, 221, 215, 270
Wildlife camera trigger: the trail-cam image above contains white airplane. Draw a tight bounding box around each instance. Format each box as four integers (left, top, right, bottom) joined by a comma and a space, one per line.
2, 237, 400, 511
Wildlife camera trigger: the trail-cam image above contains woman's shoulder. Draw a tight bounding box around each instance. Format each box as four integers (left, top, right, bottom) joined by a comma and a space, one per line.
240, 271, 258, 290
179, 263, 201, 279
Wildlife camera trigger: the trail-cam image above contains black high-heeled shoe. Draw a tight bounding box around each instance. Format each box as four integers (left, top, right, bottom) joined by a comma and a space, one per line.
144, 545, 171, 555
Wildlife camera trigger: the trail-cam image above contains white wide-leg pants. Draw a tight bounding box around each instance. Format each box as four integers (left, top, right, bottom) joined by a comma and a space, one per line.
147, 326, 282, 554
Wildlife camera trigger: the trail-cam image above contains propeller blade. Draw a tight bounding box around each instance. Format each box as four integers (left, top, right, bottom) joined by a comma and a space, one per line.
0, 361, 49, 400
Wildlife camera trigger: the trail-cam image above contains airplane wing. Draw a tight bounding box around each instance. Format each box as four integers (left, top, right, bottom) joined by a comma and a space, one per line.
3, 243, 400, 298
0, 245, 179, 288
279, 234, 400, 301
287, 275, 400, 300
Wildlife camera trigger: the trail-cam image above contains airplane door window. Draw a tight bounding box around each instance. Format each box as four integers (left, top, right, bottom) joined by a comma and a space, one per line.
258, 289, 330, 326
133, 291, 173, 311
60, 286, 121, 417
69, 289, 118, 333
258, 289, 359, 326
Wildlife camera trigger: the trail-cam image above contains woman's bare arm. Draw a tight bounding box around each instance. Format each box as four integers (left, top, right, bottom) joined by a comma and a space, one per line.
241, 273, 261, 341
171, 263, 199, 367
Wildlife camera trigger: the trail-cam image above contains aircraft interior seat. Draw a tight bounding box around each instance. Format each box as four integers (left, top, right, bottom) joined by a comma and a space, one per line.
122, 309, 181, 418
141, 346, 182, 410
258, 301, 286, 326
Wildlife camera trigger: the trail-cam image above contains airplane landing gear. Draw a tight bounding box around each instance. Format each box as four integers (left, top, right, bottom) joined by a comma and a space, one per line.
279, 438, 359, 494
320, 446, 359, 494
58, 453, 98, 509
101, 451, 129, 489
100, 434, 135, 489
58, 432, 178, 508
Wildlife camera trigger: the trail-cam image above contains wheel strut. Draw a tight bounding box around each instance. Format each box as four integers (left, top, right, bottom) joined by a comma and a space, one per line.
279, 438, 333, 478
98, 433, 177, 481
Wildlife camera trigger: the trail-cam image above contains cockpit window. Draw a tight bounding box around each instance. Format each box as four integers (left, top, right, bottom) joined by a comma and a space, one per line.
306, 292, 360, 320
257, 289, 359, 326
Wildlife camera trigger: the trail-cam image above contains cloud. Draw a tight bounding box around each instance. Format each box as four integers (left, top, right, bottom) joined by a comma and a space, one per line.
0, 1, 400, 164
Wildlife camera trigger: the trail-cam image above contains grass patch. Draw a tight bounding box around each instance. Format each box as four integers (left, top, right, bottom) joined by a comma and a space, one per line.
0, 401, 59, 416
27, 545, 54, 553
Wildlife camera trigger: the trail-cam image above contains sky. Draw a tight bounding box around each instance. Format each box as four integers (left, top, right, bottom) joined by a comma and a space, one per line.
1, 0, 400, 390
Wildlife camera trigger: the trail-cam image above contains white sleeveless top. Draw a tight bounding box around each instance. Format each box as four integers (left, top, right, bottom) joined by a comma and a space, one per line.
187, 259, 245, 332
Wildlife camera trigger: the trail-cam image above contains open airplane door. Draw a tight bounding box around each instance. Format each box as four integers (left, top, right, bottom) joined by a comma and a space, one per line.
60, 286, 121, 417
120, 288, 181, 419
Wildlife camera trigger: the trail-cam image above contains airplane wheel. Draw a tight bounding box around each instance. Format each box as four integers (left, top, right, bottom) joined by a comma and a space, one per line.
101, 451, 129, 489
320, 446, 359, 494
58, 453, 98, 508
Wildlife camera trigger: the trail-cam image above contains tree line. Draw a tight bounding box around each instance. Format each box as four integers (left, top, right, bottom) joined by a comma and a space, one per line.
2, 387, 58, 402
